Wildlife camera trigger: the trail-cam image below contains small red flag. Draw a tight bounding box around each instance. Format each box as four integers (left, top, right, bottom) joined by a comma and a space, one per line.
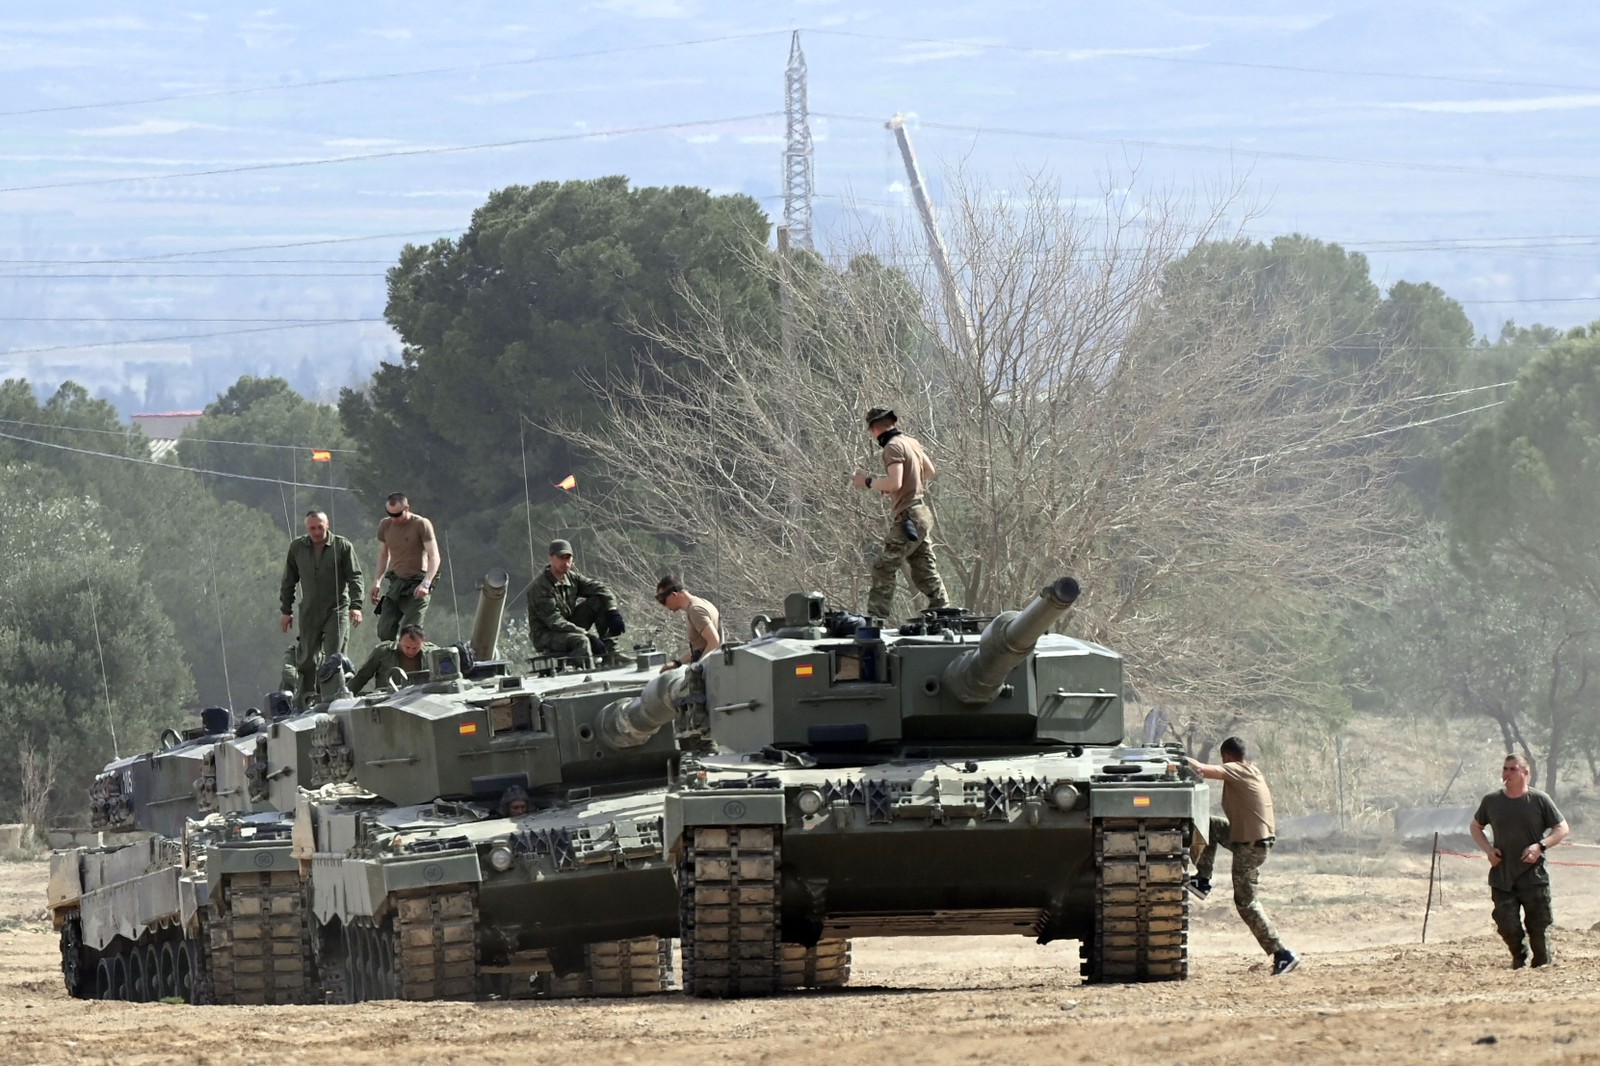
310, 449, 333, 462
557, 474, 577, 490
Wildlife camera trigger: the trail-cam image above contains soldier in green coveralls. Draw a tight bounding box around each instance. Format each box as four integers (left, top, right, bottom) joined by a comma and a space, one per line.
349, 624, 439, 693
279, 509, 364, 706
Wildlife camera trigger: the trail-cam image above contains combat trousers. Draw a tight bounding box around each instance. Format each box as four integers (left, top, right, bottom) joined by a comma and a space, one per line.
532, 598, 610, 663
1193, 815, 1286, 956
377, 571, 430, 641
1492, 868, 1553, 963
867, 502, 949, 619
294, 604, 349, 703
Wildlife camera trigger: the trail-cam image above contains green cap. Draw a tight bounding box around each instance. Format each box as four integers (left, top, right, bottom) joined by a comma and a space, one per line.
548, 539, 574, 557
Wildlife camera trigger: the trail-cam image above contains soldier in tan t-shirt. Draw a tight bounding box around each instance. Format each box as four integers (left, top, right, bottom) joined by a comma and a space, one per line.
368, 491, 441, 641
656, 575, 721, 672
1187, 736, 1300, 976
850, 406, 950, 619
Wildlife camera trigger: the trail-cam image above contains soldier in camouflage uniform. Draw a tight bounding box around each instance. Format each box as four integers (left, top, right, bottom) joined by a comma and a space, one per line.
527, 539, 627, 666
350, 624, 439, 693
852, 406, 950, 619
1187, 737, 1300, 976
279, 509, 364, 706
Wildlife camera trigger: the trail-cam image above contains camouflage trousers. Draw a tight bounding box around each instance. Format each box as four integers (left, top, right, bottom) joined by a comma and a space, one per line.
867, 502, 950, 619
1194, 815, 1286, 956
1491, 869, 1553, 961
532, 598, 610, 664
377, 572, 430, 642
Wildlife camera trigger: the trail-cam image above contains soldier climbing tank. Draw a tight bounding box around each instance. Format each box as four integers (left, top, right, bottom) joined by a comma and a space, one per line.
662, 577, 1210, 997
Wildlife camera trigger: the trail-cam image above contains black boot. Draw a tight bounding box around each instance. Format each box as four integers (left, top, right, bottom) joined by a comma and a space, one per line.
1504, 934, 1529, 969
1529, 928, 1551, 968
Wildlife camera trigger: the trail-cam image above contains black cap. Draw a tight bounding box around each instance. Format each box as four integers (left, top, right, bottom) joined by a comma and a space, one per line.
864, 406, 897, 426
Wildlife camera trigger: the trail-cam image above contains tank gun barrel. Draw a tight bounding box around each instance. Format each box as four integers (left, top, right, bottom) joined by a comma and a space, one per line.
470, 568, 509, 661
941, 577, 1081, 705
598, 667, 695, 749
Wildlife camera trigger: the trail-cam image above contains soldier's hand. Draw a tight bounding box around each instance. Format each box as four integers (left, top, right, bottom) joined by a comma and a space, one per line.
1486, 846, 1503, 867
413, 584, 430, 600
279, 613, 293, 634
370, 583, 382, 606
349, 609, 363, 627
851, 470, 870, 489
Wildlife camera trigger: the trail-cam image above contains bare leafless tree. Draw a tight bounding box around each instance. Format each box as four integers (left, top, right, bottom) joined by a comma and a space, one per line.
18, 737, 58, 850
562, 169, 1424, 719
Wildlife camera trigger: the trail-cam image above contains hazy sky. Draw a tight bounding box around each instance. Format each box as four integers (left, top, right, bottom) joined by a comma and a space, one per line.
3, 1, 1597, 408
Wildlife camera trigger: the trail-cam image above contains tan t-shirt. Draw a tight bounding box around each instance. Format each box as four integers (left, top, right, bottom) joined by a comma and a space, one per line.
1220, 761, 1276, 843
881, 433, 936, 515
685, 594, 721, 659
377, 514, 436, 577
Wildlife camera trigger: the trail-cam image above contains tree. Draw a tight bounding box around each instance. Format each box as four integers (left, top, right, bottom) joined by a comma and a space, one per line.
563, 171, 1428, 720
340, 177, 780, 585
176, 375, 352, 533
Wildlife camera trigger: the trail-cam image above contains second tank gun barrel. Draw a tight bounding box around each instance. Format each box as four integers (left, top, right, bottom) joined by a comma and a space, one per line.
470, 568, 509, 661
599, 667, 696, 749
941, 577, 1081, 705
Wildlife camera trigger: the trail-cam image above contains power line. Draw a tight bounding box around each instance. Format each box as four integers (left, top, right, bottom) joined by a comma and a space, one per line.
816, 112, 1600, 186
0, 316, 378, 323
0, 272, 383, 279
2, 318, 387, 356
0, 113, 781, 194
0, 429, 353, 491
0, 31, 788, 119
807, 28, 1600, 95
0, 417, 359, 453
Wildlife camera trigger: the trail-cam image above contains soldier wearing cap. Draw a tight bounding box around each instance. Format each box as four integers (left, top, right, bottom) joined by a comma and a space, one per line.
851, 406, 950, 619
527, 539, 627, 666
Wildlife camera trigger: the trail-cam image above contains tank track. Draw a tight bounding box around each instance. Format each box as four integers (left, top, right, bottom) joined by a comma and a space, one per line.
535, 937, 675, 997
208, 870, 315, 1004
392, 887, 478, 1000
780, 938, 852, 990
1080, 817, 1189, 982
679, 826, 783, 998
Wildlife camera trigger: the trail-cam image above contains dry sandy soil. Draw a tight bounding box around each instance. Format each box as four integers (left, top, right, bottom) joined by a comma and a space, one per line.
5, 843, 1600, 1066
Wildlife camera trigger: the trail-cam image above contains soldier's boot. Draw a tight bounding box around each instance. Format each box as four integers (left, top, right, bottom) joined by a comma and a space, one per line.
1529, 928, 1552, 968
1503, 933, 1529, 969
600, 637, 622, 666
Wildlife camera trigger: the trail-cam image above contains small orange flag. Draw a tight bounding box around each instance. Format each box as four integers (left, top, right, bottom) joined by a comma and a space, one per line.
557, 474, 577, 490
310, 449, 333, 462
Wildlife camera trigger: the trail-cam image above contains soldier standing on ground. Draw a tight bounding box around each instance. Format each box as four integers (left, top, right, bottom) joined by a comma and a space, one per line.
1470, 753, 1569, 968
656, 575, 721, 672
349, 623, 439, 693
528, 539, 627, 666
851, 406, 950, 619
369, 492, 440, 642
279, 509, 363, 705
1187, 737, 1300, 976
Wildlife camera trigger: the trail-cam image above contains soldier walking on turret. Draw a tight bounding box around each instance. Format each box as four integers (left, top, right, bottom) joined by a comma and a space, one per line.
851, 406, 950, 619
369, 491, 441, 642
279, 509, 363, 706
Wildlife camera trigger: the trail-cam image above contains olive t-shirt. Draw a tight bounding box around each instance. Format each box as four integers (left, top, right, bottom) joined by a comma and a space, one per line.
1219, 761, 1276, 844
377, 514, 436, 577
685, 594, 721, 660
1473, 788, 1563, 890
881, 433, 936, 515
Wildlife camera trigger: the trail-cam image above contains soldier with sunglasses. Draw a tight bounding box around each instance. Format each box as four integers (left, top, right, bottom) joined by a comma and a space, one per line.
369, 491, 440, 641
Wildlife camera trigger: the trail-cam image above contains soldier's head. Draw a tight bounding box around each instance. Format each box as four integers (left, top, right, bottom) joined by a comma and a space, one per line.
1219, 736, 1247, 763
304, 509, 330, 545
548, 539, 575, 578
385, 492, 412, 523
501, 784, 530, 818
656, 575, 688, 612
1502, 754, 1532, 794
864, 405, 898, 439
398, 624, 427, 658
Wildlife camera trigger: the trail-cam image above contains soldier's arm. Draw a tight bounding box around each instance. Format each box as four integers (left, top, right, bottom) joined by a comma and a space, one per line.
529, 585, 585, 634
342, 539, 365, 605
371, 542, 390, 592
695, 617, 722, 655
350, 647, 384, 693
1542, 818, 1570, 850
577, 573, 617, 609
1185, 757, 1226, 781
279, 549, 299, 615
870, 462, 905, 493
1470, 818, 1503, 865
420, 518, 441, 586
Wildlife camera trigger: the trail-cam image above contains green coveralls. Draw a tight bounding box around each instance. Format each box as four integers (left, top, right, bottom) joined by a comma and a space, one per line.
280, 533, 363, 703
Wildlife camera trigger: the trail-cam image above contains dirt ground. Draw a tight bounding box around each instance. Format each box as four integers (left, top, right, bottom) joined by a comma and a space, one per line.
7, 843, 1600, 1066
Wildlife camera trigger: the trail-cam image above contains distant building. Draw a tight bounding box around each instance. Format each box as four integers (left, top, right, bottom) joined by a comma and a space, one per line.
129, 411, 202, 461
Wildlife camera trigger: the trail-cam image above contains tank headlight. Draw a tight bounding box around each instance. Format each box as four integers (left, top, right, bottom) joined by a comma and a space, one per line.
488, 844, 515, 872
795, 787, 826, 816
1050, 782, 1081, 812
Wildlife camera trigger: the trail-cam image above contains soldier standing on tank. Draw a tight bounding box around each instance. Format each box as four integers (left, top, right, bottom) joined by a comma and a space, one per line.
528, 539, 627, 666
1470, 753, 1569, 968
1186, 737, 1300, 976
279, 509, 364, 706
851, 406, 950, 619
656, 574, 721, 672
368, 492, 440, 642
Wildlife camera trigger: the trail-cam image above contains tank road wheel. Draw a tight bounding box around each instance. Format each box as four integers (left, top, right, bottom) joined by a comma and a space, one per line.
127, 942, 151, 1002
95, 957, 114, 1000
175, 938, 200, 1004
780, 939, 852, 990
392, 888, 477, 1000
142, 942, 164, 1000
156, 940, 179, 1000
679, 826, 783, 998
212, 871, 315, 1005
1081, 817, 1190, 983
58, 912, 94, 998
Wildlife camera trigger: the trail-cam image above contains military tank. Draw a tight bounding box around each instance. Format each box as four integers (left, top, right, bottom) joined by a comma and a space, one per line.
660, 577, 1210, 997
